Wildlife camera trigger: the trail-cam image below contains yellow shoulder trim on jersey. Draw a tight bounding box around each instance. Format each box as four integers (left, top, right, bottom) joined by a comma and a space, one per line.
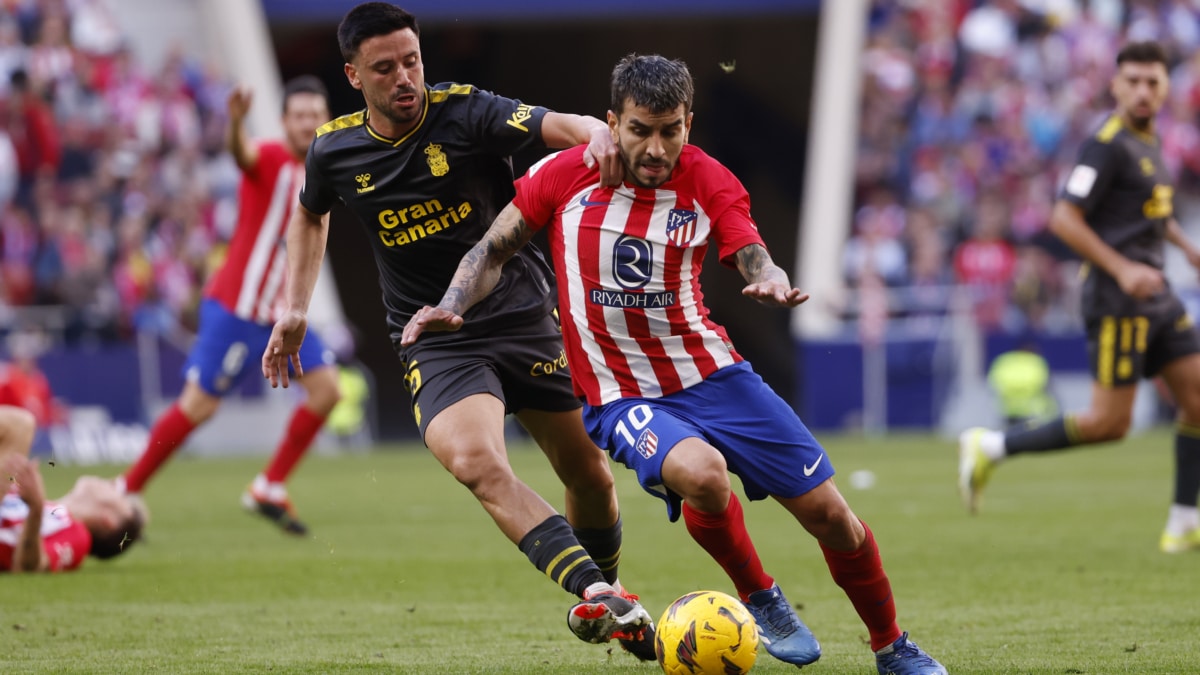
316, 111, 366, 137
1095, 116, 1122, 143
362, 97, 429, 147
428, 84, 475, 104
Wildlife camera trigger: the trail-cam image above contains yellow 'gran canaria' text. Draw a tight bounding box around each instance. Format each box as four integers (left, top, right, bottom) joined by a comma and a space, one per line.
376, 200, 473, 247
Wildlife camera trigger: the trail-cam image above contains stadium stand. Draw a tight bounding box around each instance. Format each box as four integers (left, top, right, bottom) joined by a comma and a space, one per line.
852, 0, 1200, 336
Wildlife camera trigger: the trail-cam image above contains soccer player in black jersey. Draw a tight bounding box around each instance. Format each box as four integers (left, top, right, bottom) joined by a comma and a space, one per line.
259, 2, 654, 656
959, 41, 1200, 552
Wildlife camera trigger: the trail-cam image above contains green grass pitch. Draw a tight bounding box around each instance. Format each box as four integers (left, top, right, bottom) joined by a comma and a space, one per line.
4, 429, 1199, 673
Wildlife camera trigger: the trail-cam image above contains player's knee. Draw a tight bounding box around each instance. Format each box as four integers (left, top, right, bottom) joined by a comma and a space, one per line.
441, 445, 512, 493
673, 459, 731, 505
565, 458, 614, 496
301, 368, 342, 413
178, 385, 221, 424
0, 406, 37, 448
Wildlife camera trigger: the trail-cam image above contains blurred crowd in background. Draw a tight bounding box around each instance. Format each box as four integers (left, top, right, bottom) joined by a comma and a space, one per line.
851, 0, 1200, 336
4, 0, 1200, 356
0, 0, 235, 349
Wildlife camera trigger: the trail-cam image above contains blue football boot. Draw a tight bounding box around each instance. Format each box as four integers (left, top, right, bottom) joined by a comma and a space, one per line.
875, 632, 947, 675
744, 584, 821, 667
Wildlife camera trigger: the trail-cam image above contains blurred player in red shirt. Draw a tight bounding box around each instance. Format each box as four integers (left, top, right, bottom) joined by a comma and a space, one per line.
117, 76, 341, 535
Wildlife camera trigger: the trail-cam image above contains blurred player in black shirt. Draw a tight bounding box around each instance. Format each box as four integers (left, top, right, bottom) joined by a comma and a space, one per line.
260, 2, 655, 656
960, 41, 1200, 553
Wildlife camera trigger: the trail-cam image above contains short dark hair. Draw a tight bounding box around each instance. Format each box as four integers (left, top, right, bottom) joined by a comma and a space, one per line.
282, 75, 329, 114
1116, 40, 1167, 67
337, 2, 419, 64
610, 54, 694, 117
90, 506, 146, 560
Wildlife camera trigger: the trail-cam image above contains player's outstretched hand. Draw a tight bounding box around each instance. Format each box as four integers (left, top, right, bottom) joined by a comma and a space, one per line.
400, 306, 465, 347
2, 455, 45, 508
583, 126, 621, 187
742, 281, 810, 308
227, 85, 253, 121
262, 310, 308, 389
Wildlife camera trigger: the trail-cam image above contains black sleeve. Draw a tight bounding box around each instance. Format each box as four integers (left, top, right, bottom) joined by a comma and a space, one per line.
298, 138, 340, 215
465, 88, 550, 156
1059, 137, 1121, 214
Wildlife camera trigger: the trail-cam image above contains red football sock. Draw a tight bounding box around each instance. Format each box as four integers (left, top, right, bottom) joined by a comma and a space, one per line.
683, 493, 774, 600
262, 406, 326, 483
820, 520, 902, 651
122, 403, 196, 493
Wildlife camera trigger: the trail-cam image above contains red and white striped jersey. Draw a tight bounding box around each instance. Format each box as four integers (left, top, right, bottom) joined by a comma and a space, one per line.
0, 491, 91, 572
205, 140, 304, 324
514, 145, 764, 406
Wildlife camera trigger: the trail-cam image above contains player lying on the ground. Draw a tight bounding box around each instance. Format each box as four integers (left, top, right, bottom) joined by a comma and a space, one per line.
1, 405, 146, 572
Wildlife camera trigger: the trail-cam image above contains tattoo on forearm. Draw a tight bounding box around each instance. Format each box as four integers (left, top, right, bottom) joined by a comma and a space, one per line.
736, 244, 786, 284
439, 209, 532, 315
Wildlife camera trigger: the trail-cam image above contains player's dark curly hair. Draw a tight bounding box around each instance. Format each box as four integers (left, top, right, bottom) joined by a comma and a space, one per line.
1116, 40, 1167, 67
282, 75, 328, 114
610, 54, 694, 117
90, 502, 146, 560
337, 2, 419, 64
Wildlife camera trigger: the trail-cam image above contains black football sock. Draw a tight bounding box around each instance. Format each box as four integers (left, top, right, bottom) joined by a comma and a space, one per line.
1004, 415, 1078, 456
519, 515, 607, 598
1174, 425, 1200, 506
573, 515, 622, 587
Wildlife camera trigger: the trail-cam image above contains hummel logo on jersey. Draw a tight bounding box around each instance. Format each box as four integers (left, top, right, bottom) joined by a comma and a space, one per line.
355, 173, 375, 194
803, 454, 824, 477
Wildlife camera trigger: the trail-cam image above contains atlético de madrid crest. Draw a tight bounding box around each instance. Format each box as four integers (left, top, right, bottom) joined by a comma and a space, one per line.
666, 209, 698, 247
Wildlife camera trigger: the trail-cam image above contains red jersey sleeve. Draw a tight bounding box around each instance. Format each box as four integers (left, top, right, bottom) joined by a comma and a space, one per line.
514, 147, 592, 231
684, 148, 764, 266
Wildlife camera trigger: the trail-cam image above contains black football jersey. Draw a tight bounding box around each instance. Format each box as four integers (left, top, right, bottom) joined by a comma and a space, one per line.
301, 83, 557, 340
1060, 115, 1175, 314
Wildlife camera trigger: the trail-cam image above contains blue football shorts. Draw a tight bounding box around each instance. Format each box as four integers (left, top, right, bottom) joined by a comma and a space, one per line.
581, 361, 834, 521
184, 298, 334, 396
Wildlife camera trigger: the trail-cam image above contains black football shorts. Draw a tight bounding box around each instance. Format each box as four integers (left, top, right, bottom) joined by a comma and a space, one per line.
1085, 291, 1200, 387
396, 311, 580, 438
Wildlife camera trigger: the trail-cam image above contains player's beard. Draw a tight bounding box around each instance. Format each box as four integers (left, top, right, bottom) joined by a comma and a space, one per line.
371, 88, 423, 129
1124, 100, 1157, 132
622, 154, 673, 188
1127, 111, 1154, 132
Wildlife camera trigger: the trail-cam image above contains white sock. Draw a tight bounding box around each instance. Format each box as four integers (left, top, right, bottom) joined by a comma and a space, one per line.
980, 430, 1007, 461
1165, 504, 1200, 536
583, 581, 616, 600
251, 474, 288, 502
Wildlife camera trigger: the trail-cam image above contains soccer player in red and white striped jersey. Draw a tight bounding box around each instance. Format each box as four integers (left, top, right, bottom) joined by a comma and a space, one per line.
117, 77, 342, 536
405, 54, 946, 675
1, 405, 145, 572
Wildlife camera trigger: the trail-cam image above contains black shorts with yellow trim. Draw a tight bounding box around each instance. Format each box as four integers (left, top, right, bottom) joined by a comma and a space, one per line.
395, 311, 580, 440
1085, 292, 1200, 387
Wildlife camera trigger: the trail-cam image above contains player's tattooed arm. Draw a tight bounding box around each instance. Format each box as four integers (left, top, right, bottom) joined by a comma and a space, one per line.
402, 203, 539, 345
735, 244, 788, 286
438, 203, 537, 316
735, 244, 810, 308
